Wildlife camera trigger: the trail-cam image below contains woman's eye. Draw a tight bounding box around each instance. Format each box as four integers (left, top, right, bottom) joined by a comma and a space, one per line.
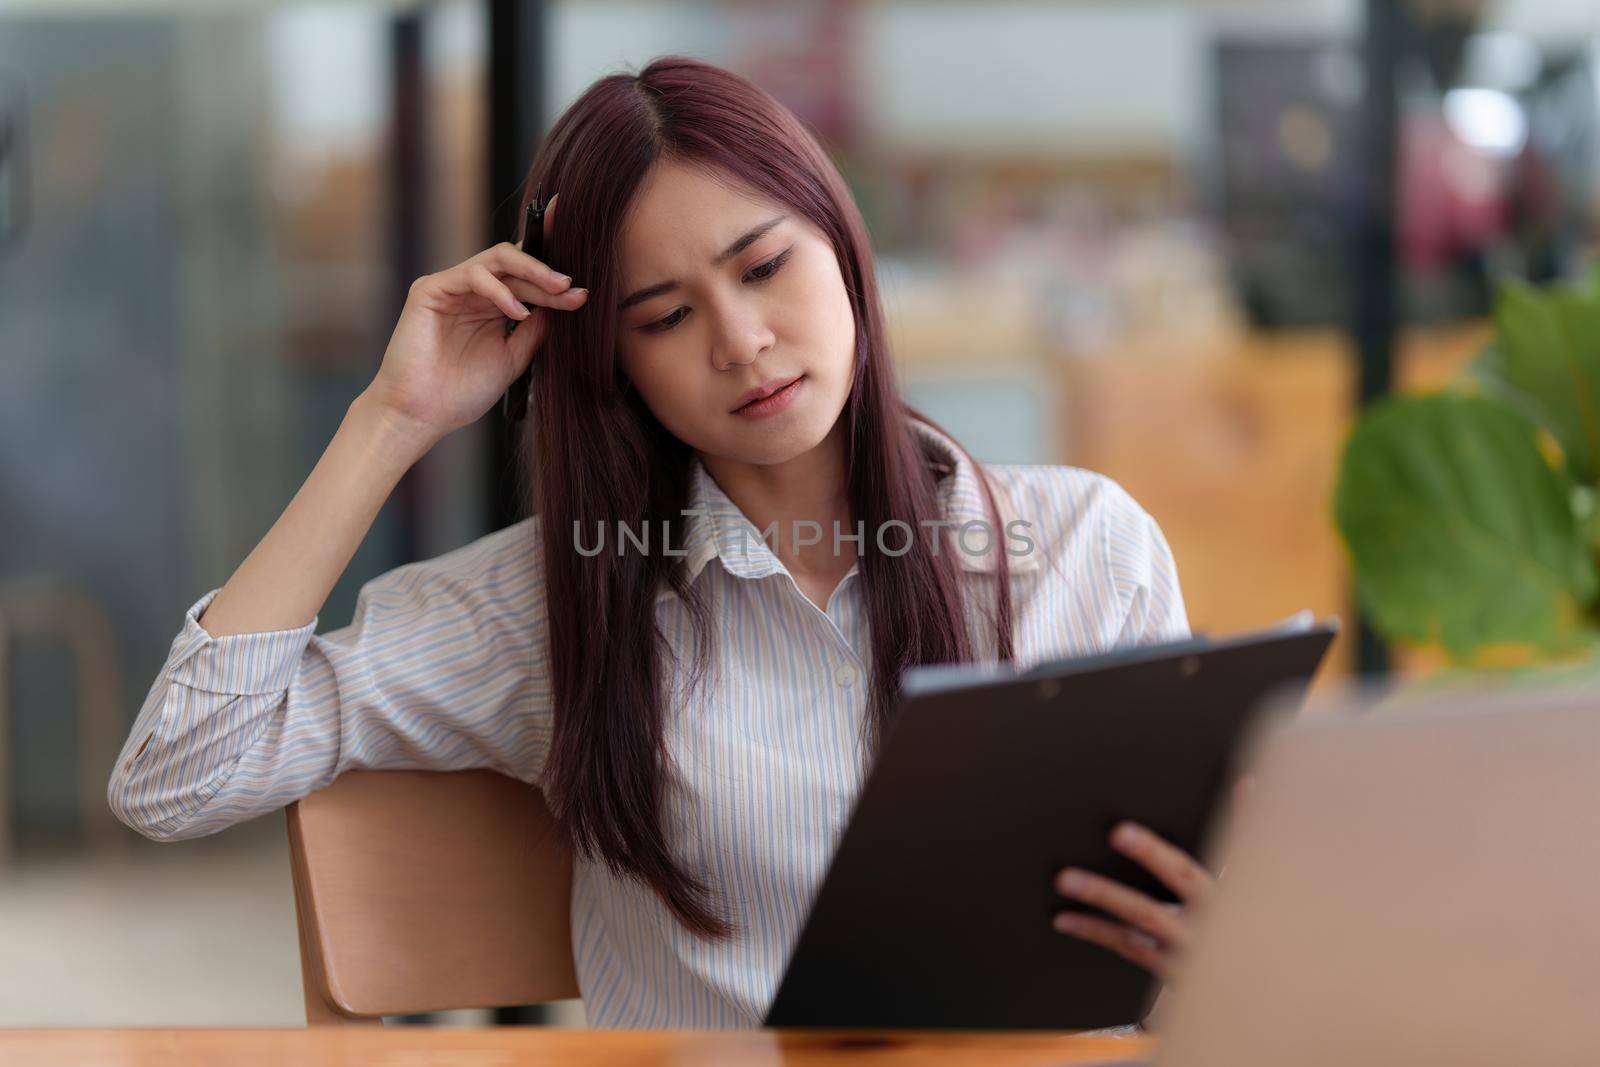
641, 248, 793, 334
646, 308, 689, 333
744, 247, 793, 282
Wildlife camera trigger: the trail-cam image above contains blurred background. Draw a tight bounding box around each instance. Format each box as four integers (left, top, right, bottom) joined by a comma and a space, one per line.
2, 0, 1598, 1028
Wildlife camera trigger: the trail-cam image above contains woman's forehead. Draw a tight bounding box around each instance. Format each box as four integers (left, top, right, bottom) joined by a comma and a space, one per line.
624, 162, 776, 247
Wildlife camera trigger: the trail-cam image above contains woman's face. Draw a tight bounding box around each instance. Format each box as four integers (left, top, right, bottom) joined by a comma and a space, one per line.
614, 159, 857, 467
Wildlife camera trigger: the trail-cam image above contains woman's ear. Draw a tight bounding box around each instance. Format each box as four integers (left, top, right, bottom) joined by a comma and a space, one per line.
542, 192, 559, 245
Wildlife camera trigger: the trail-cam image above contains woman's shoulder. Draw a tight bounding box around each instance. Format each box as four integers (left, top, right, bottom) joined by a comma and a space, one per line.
980, 459, 1176, 584
979, 460, 1189, 643
980, 460, 1164, 550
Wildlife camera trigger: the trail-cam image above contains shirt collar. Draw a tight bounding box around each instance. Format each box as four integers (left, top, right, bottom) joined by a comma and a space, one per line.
657, 418, 1037, 603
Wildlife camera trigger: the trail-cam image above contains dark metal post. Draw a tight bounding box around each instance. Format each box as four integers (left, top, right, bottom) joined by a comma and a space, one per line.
487, 0, 552, 1026
486, 0, 549, 534
386, 5, 428, 1023
1350, 0, 1401, 676
389, 7, 426, 566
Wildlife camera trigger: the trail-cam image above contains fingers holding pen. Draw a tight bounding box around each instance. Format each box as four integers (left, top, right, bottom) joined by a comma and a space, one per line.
446, 261, 582, 324
448, 262, 529, 321
496, 271, 587, 340
502, 274, 588, 311
485, 191, 575, 336
488, 241, 577, 295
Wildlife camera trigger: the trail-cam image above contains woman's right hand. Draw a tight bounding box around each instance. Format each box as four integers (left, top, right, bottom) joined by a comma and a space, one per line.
364, 193, 587, 447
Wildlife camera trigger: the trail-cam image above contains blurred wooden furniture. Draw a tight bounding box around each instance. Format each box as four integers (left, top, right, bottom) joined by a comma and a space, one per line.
0, 576, 126, 864
285, 768, 577, 1024
890, 272, 1492, 690
1058, 320, 1493, 692
0, 1028, 1155, 1064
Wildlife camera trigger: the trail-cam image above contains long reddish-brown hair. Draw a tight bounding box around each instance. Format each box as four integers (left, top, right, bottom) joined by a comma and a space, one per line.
513, 55, 1016, 940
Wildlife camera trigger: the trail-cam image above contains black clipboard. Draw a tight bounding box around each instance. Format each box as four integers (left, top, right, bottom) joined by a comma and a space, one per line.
763, 617, 1339, 1031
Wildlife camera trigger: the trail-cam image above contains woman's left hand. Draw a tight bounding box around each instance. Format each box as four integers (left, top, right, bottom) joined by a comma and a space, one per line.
1051, 821, 1214, 978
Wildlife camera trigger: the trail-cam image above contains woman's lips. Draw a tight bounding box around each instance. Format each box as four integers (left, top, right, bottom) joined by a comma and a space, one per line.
731, 374, 804, 411
732, 375, 804, 418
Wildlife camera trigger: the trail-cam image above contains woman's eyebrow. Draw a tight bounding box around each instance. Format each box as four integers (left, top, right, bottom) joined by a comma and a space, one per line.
620, 215, 788, 310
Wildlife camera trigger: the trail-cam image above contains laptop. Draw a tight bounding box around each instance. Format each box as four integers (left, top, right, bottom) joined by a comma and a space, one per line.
1153, 679, 1600, 1066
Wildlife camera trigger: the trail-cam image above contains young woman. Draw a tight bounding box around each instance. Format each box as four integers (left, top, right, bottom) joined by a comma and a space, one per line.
108, 56, 1203, 1029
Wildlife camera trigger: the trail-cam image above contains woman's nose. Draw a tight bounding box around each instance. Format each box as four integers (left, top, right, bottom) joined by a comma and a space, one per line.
710, 307, 774, 371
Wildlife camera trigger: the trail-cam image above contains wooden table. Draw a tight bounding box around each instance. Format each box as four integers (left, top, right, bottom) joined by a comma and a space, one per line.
0, 1028, 1154, 1065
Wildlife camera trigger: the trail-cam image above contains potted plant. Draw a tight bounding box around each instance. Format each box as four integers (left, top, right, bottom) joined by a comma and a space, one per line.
1335, 266, 1600, 682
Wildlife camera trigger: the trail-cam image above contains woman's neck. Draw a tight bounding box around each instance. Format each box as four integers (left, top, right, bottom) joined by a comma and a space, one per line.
698, 418, 858, 585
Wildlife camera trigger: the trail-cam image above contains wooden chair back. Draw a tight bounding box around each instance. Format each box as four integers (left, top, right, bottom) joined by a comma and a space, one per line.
285, 769, 578, 1023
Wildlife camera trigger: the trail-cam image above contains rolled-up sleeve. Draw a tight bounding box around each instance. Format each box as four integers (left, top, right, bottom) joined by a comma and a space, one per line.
107, 517, 550, 840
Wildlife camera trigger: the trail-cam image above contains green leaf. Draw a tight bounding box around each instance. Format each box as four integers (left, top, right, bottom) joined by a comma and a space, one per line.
1462, 341, 1562, 461
1334, 392, 1600, 661
1484, 274, 1600, 484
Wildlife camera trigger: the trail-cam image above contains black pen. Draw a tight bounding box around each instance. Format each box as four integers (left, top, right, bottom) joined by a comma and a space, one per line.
500, 186, 548, 423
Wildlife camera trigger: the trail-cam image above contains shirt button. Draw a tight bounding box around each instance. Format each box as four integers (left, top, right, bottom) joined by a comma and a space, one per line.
834, 663, 857, 688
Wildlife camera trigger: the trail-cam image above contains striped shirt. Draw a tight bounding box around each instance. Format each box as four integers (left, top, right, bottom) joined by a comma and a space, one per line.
107, 417, 1189, 1028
